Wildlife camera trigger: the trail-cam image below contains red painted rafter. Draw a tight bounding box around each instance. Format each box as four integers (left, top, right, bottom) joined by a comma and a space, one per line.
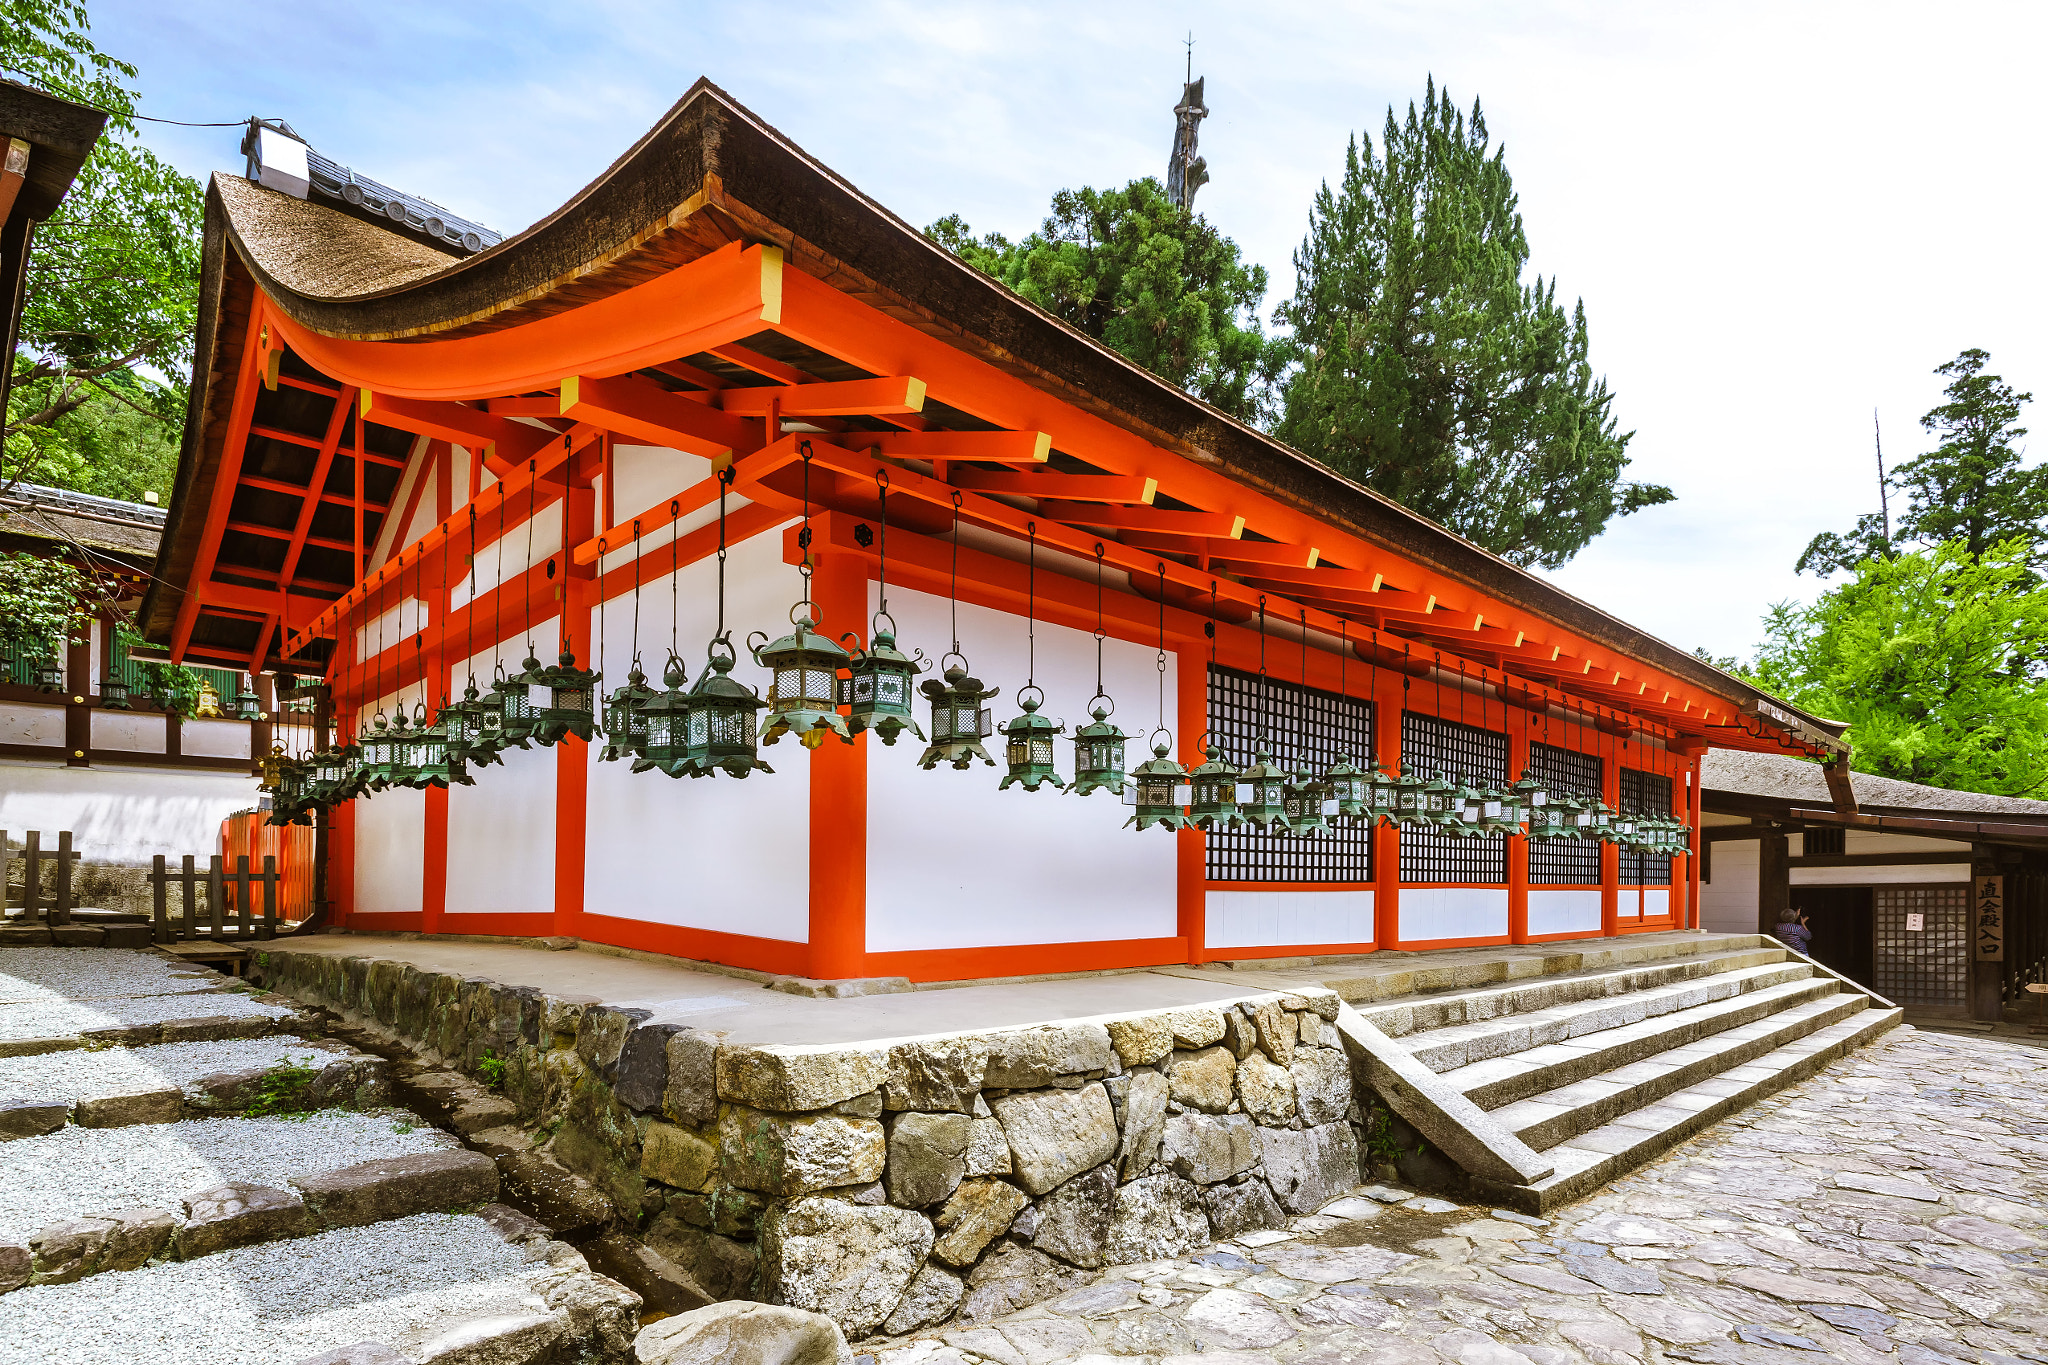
172, 309, 268, 663
265, 384, 359, 673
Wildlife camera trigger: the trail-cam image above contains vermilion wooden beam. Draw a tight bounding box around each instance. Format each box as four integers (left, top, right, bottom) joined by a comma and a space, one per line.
718, 376, 926, 418
360, 393, 553, 478
1133, 535, 1317, 567
708, 343, 810, 385
172, 310, 267, 664
558, 372, 760, 458
1036, 503, 1244, 538
946, 470, 1156, 503
1224, 563, 1385, 594
275, 387, 361, 634
864, 429, 1050, 466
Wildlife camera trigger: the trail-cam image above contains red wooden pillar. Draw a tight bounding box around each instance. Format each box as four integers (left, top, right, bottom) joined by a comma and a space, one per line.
555, 476, 596, 939
1506, 702, 1530, 945
1176, 645, 1207, 962
1372, 667, 1403, 950
331, 800, 356, 927
1600, 733, 1621, 937
807, 547, 868, 980
422, 451, 454, 936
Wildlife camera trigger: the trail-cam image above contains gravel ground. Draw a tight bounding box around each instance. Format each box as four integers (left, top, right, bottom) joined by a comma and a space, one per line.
0, 1111, 455, 1241
0, 1037, 333, 1105
0, 948, 222, 1003
0, 1213, 540, 1365
0, 989, 295, 1041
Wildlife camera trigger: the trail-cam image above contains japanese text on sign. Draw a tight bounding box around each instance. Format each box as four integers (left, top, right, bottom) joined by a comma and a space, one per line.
1977, 875, 2005, 962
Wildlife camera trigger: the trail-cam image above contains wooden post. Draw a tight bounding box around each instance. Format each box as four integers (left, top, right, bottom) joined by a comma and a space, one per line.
179, 855, 198, 940
207, 855, 226, 938
260, 855, 278, 939
21, 830, 41, 923
52, 831, 72, 926
234, 855, 253, 939
151, 855, 169, 943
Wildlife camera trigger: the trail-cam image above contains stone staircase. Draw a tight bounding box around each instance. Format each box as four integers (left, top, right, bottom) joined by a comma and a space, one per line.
1344, 935, 1902, 1212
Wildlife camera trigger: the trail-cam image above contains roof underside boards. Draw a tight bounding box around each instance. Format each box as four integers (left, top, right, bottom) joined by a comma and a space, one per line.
140, 80, 1836, 756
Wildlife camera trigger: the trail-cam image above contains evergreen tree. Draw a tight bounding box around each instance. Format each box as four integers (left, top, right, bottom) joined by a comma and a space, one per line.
1274, 81, 1667, 569
0, 0, 202, 498
927, 177, 1283, 424
1797, 349, 2041, 575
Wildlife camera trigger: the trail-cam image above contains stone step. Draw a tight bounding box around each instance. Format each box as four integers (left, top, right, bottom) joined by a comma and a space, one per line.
1399, 961, 1818, 1073
1356, 944, 1790, 1038
1487, 990, 1871, 1149
0, 1114, 499, 1292
1315, 931, 1775, 1005
1442, 974, 1851, 1110
1472, 1006, 1906, 1214
0, 1206, 639, 1364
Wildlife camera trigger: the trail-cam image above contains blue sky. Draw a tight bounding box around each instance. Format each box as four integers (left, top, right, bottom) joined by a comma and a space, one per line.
93, 0, 2048, 659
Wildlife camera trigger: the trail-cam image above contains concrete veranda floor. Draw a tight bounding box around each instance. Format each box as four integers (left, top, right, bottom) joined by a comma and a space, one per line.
271, 929, 1746, 1046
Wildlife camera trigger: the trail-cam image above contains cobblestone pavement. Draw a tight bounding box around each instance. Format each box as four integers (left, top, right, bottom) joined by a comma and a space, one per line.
866, 1025, 2048, 1365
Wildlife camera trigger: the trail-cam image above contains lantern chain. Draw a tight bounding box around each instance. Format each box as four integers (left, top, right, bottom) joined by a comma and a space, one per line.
944, 489, 964, 670
669, 497, 682, 659
523, 461, 537, 659
1154, 561, 1169, 751
1023, 522, 1038, 701
492, 483, 506, 683
794, 439, 815, 623
874, 469, 893, 637
465, 507, 478, 693
631, 520, 643, 672
1256, 595, 1269, 751
716, 465, 734, 645
1091, 543, 1108, 710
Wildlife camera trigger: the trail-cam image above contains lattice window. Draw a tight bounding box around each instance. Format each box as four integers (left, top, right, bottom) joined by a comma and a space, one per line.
1204, 664, 1372, 884
1619, 767, 1673, 886
1874, 885, 1970, 1007
1804, 827, 1845, 857
1526, 741, 1603, 885
1397, 712, 1507, 885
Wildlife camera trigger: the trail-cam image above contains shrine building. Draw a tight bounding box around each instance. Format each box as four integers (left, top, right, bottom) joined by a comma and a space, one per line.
138, 82, 1847, 984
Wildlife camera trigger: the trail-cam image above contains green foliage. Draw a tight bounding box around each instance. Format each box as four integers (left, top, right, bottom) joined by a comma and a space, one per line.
115, 622, 208, 714
1750, 540, 2048, 797
1360, 1100, 1423, 1167
0, 0, 203, 496
0, 548, 87, 655
245, 1059, 319, 1119
1799, 350, 2042, 575
926, 178, 1284, 424
475, 1050, 506, 1091
1275, 81, 1668, 569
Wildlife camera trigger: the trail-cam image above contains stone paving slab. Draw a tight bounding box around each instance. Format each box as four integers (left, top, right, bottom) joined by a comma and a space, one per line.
0, 946, 225, 1003
0, 1036, 338, 1107
864, 1024, 2048, 1365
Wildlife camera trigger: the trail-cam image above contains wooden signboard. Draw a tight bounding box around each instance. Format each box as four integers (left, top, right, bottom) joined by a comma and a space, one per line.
1976, 874, 2005, 962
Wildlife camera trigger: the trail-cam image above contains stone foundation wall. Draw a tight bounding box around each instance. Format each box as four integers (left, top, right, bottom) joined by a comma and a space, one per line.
248, 947, 1372, 1338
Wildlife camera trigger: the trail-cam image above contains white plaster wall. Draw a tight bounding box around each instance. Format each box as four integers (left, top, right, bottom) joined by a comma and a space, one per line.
581, 529, 808, 941
1792, 863, 1972, 887
0, 760, 259, 862
1206, 890, 1373, 949
865, 584, 1178, 953
453, 499, 564, 609
1644, 888, 1670, 918
352, 785, 423, 915
443, 620, 559, 915
1398, 887, 1509, 943
91, 709, 167, 753
1700, 838, 1760, 933
181, 719, 252, 761
1527, 889, 1602, 937
0, 701, 63, 746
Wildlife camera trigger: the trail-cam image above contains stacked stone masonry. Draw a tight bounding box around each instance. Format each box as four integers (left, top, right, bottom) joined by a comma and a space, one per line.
248, 949, 1375, 1338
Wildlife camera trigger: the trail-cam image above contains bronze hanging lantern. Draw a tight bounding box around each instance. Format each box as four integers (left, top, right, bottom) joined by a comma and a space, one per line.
682, 461, 772, 778
841, 471, 928, 746
683, 635, 774, 778
527, 647, 601, 745
443, 680, 504, 768
1326, 754, 1371, 819
101, 673, 130, 709
997, 525, 1064, 792
916, 489, 996, 770
1070, 545, 1126, 798
1239, 750, 1293, 832
602, 662, 656, 764
1124, 736, 1190, 832
1188, 741, 1245, 831
917, 664, 997, 769
999, 691, 1065, 791
632, 654, 694, 777
751, 440, 851, 750
752, 614, 852, 750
